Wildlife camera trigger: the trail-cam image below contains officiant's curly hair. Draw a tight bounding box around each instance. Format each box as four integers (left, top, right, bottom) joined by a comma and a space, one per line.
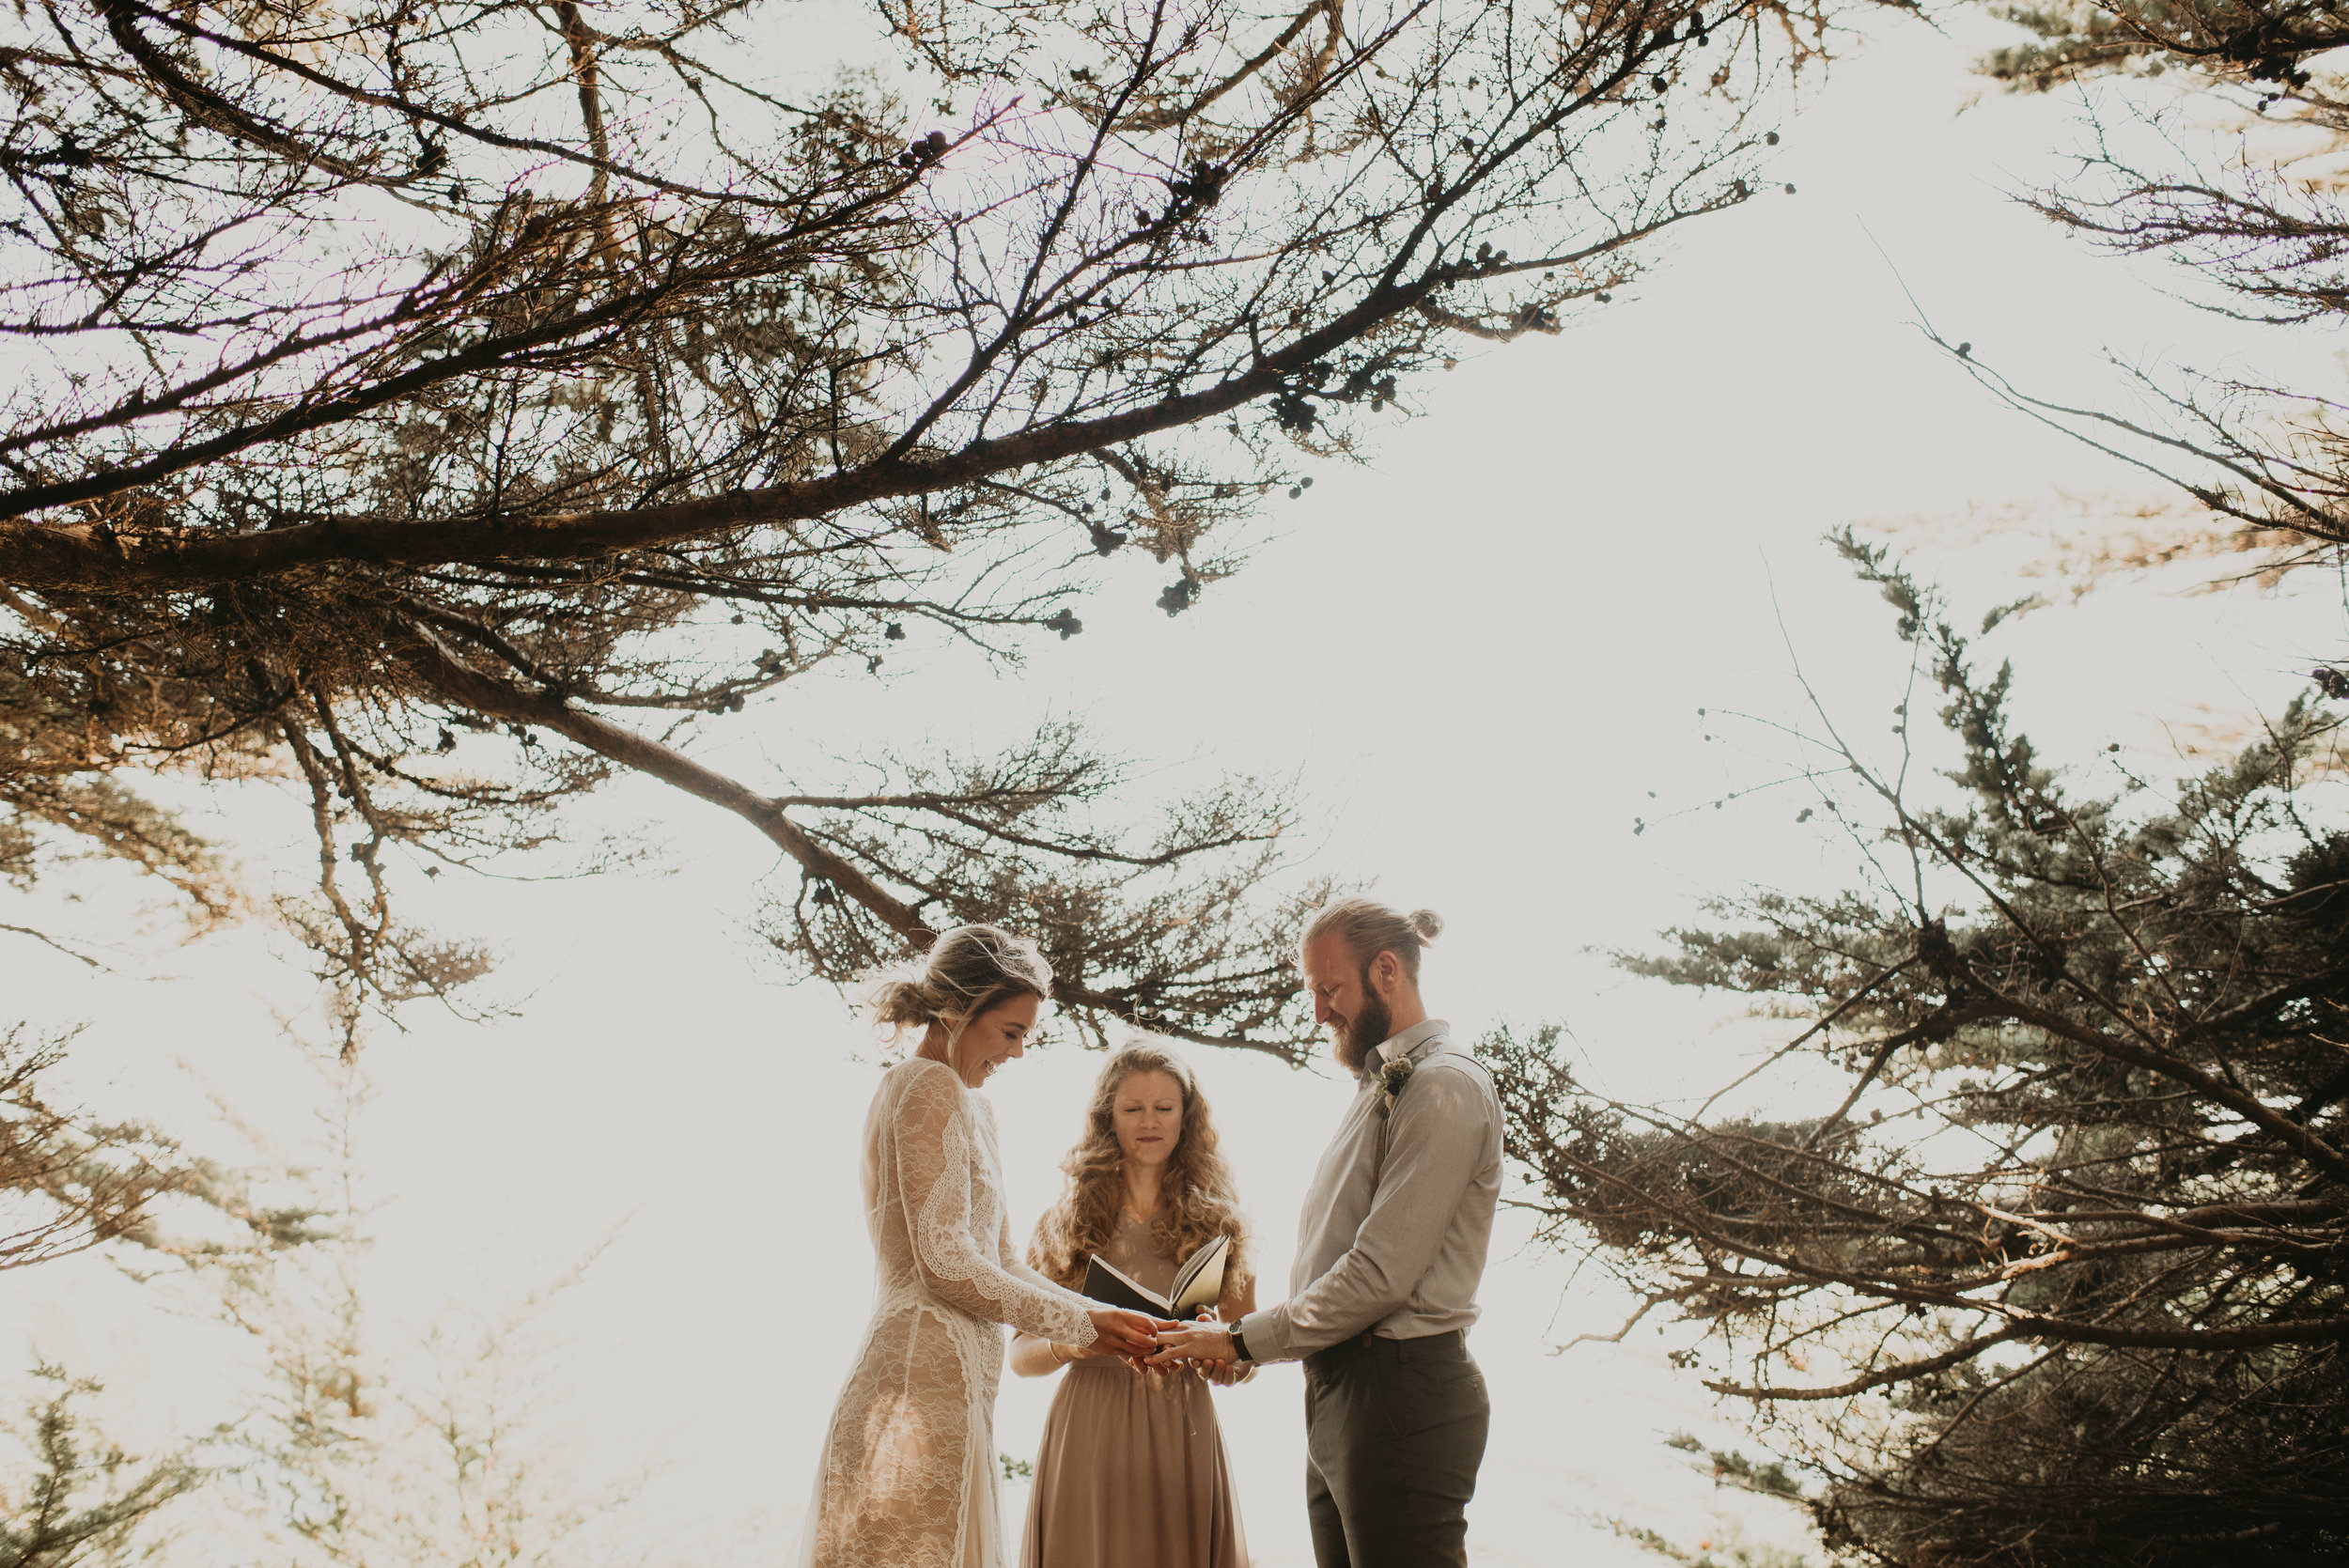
1029, 1042, 1251, 1296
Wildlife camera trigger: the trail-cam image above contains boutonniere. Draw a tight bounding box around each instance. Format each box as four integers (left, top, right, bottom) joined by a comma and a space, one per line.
1375, 1054, 1416, 1116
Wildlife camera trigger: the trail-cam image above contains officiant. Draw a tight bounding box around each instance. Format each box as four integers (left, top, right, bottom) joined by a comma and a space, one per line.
1009, 1043, 1257, 1568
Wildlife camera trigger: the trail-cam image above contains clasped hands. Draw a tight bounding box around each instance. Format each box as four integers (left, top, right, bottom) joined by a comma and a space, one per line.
1083, 1306, 1248, 1384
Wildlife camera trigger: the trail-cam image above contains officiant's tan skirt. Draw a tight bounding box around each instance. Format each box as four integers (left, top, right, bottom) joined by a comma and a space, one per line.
1019, 1358, 1247, 1568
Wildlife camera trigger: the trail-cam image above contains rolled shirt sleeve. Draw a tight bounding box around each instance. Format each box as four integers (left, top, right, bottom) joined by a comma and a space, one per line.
1239, 1051, 1500, 1362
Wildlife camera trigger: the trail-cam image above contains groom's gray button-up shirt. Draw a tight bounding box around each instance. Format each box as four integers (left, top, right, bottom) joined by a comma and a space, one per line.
1238, 1018, 1503, 1362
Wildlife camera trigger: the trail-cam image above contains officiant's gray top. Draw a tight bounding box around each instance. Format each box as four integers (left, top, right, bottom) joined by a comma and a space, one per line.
1238, 1018, 1502, 1362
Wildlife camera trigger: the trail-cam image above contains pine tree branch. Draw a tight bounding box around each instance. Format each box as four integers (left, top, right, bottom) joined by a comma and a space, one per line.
390, 620, 934, 945
2001, 999, 2349, 1185
1053, 982, 1310, 1063
392, 621, 1308, 1054
0, 219, 1698, 591
1708, 1326, 2022, 1401
0, 924, 108, 969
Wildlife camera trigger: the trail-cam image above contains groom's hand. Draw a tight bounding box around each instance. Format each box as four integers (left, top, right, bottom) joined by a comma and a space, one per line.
1145, 1321, 1237, 1368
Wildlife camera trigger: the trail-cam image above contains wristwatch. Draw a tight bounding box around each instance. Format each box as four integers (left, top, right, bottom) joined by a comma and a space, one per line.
1229, 1325, 1252, 1363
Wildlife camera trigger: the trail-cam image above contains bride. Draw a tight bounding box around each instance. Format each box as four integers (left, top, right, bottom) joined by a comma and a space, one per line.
796, 924, 1163, 1568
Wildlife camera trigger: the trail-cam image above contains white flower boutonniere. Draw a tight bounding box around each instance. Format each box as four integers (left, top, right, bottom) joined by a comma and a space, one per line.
1375, 1054, 1416, 1117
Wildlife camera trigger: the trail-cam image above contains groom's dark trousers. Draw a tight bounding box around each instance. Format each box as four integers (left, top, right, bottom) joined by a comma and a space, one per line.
1302, 1328, 1490, 1568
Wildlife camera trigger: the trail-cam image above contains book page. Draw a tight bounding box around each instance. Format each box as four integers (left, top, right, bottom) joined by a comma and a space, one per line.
1169, 1234, 1229, 1316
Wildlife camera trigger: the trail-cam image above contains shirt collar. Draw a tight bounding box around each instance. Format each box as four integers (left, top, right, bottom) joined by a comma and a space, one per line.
1371, 1017, 1450, 1073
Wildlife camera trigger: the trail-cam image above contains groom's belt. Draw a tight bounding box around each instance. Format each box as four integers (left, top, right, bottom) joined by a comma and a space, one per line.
1305, 1327, 1470, 1374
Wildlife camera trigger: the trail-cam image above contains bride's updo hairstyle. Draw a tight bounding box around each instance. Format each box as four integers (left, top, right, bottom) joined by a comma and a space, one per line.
1299, 897, 1442, 982
868, 924, 1055, 1051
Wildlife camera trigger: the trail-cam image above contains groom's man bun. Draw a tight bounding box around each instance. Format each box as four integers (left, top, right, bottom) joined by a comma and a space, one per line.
868, 924, 1053, 1034
1301, 896, 1442, 982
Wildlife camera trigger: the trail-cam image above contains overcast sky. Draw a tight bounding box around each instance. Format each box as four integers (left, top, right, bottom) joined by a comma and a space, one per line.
8, 7, 2348, 1565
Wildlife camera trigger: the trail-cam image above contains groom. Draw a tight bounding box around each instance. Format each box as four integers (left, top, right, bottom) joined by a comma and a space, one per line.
1149, 896, 1502, 1568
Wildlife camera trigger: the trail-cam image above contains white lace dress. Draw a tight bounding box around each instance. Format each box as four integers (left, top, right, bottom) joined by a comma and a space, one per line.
796, 1058, 1100, 1568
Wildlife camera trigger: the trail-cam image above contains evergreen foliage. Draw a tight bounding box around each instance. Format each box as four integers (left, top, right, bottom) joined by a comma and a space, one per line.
0, 1030, 329, 1567
0, 1367, 201, 1568
1981, 0, 2349, 95
192, 1060, 650, 1568
0, 1024, 312, 1272
1494, 541, 2349, 1566
1914, 0, 2349, 639
1, 660, 231, 965
0, 1044, 651, 1568
0, 0, 1881, 1053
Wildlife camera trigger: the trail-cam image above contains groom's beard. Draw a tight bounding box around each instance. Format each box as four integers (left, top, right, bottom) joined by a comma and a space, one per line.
1330, 984, 1392, 1074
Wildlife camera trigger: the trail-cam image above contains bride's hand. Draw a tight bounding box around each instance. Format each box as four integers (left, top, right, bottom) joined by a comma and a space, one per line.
1086, 1307, 1161, 1359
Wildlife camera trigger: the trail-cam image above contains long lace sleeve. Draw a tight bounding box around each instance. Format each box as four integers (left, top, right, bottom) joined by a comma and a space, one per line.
1000, 1204, 1084, 1301
895, 1066, 1097, 1346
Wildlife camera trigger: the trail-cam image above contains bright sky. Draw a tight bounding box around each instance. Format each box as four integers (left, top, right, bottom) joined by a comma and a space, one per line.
8, 8, 2347, 1566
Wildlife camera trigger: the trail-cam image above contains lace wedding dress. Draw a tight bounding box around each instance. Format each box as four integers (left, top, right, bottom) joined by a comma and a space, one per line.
796, 1058, 1100, 1568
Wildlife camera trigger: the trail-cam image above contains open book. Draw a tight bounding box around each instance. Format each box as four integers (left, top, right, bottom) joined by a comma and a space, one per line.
1081, 1232, 1229, 1320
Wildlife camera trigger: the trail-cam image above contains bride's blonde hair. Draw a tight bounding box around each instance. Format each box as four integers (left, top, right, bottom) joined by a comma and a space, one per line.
867, 925, 1053, 1059
1029, 1041, 1251, 1294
